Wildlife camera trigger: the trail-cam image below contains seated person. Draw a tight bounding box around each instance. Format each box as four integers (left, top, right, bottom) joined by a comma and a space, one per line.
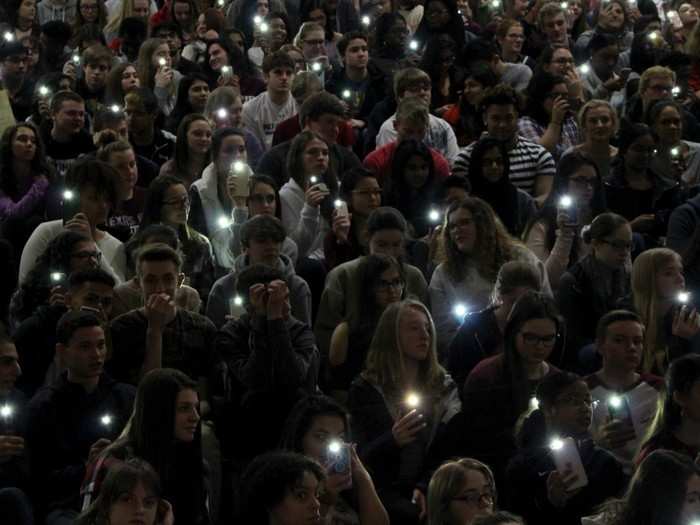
585, 310, 663, 471
214, 264, 319, 458
125, 88, 176, 169
109, 244, 218, 388
14, 268, 116, 397
206, 215, 311, 328
25, 310, 136, 522
506, 372, 625, 525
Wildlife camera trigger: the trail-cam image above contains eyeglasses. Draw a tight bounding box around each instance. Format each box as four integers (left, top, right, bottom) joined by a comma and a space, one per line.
304, 38, 325, 46
376, 278, 404, 291
452, 491, 494, 506
72, 250, 102, 261
448, 219, 473, 232
520, 332, 557, 348
600, 239, 633, 251
249, 194, 275, 205
163, 195, 190, 207
352, 189, 382, 197
569, 176, 597, 187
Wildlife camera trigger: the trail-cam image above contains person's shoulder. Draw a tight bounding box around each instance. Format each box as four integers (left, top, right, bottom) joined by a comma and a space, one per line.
515, 136, 550, 155
177, 307, 216, 330
110, 308, 146, 328
211, 271, 236, 292
467, 354, 504, 383
243, 92, 266, 109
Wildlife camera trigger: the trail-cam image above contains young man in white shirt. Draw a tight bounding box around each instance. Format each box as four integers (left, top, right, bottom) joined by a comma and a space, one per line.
241, 50, 298, 151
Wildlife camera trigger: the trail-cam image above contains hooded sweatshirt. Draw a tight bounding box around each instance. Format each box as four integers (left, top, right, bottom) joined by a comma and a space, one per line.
37, 0, 78, 24
205, 253, 312, 328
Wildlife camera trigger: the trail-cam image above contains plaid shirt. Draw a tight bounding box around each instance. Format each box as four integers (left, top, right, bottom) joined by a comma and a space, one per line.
109, 308, 218, 385
517, 116, 580, 162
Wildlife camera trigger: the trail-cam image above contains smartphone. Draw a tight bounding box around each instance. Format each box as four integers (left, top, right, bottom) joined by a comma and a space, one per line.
549, 437, 589, 490
334, 199, 348, 218
221, 65, 234, 79
325, 441, 352, 481
229, 294, 246, 321
50, 271, 66, 284
62, 189, 81, 224
229, 161, 250, 198
607, 394, 633, 427
311, 182, 329, 193
0, 404, 16, 435
558, 194, 577, 223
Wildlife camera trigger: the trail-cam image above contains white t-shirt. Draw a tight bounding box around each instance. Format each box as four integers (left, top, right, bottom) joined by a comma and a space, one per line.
241, 91, 298, 152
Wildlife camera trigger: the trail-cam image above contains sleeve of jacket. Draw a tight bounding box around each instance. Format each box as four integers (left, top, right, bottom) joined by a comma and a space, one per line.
314, 266, 347, 358
0, 177, 49, 219
205, 278, 229, 329
429, 266, 458, 355
291, 275, 313, 327
188, 187, 209, 238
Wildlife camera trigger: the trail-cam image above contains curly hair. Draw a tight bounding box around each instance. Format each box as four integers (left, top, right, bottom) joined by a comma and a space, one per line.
0, 123, 53, 198
441, 197, 520, 283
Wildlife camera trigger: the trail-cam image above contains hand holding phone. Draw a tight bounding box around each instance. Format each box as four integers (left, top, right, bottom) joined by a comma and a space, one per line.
549, 437, 588, 491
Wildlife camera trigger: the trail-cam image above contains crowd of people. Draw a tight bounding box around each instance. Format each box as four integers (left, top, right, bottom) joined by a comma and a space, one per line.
1, 0, 700, 524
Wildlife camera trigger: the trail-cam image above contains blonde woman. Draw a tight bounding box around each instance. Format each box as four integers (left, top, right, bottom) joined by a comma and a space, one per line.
427, 458, 496, 525
348, 299, 461, 525
632, 247, 700, 375
136, 38, 183, 117
104, 0, 153, 43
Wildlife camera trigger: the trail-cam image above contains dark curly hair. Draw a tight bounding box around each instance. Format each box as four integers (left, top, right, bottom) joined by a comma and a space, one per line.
0, 123, 53, 198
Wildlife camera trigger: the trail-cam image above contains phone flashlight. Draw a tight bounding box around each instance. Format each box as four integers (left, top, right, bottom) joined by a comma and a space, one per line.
678, 291, 691, 304
72, 54, 80, 64
216, 108, 228, 119
671, 146, 680, 158
453, 302, 468, 319
672, 86, 681, 97
110, 104, 121, 113
328, 440, 342, 454
259, 22, 269, 33
428, 209, 441, 223
405, 392, 421, 409
342, 89, 352, 99
608, 394, 623, 409
409, 40, 419, 51
253, 15, 262, 25
38, 85, 50, 97
217, 0, 224, 5
221, 65, 232, 75
218, 215, 232, 228
0, 404, 13, 419
578, 64, 590, 75
158, 57, 167, 67
3, 32, 14, 42
529, 397, 540, 410
549, 437, 564, 451
559, 195, 573, 208
310, 176, 319, 184
311, 62, 322, 72
51, 272, 66, 283
63, 189, 75, 201
361, 15, 371, 25
648, 31, 659, 41
233, 295, 244, 306
100, 414, 113, 427
490, 0, 501, 8
560, 1, 568, 7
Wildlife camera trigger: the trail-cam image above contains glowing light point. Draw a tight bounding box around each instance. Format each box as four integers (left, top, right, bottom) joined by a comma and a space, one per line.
579, 64, 590, 75
453, 302, 468, 319
233, 295, 243, 306
405, 392, 421, 409
559, 195, 573, 208
218, 215, 232, 228
361, 15, 371, 25
608, 394, 623, 409
38, 85, 50, 96
100, 414, 112, 426
216, 108, 228, 119
328, 440, 342, 454
428, 209, 440, 223
409, 39, 419, 51
0, 405, 13, 419
549, 437, 564, 451
678, 291, 691, 304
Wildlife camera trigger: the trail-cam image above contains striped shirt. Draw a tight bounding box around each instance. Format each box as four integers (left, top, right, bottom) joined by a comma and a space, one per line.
453, 135, 556, 195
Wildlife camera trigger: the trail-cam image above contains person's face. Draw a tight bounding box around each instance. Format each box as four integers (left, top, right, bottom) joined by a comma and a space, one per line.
591, 45, 619, 80
110, 148, 138, 200
2, 54, 28, 78
642, 75, 675, 107
196, 14, 207, 37
139, 259, 181, 301
373, 266, 404, 308
462, 77, 485, 107
501, 24, 525, 55
69, 240, 100, 273
681, 474, 700, 523
547, 381, 593, 436
266, 66, 294, 94
248, 182, 277, 216
597, 320, 643, 373
256, 0, 270, 15
156, 29, 182, 57
448, 470, 494, 525
0, 344, 21, 395
246, 236, 281, 266
583, 106, 615, 143
121, 65, 140, 93
11, 126, 36, 162
54, 100, 86, 135
161, 184, 190, 225
84, 60, 110, 91
368, 229, 404, 258
208, 43, 229, 71
511, 0, 529, 17
598, 2, 625, 31
543, 13, 568, 44
395, 100, 429, 133
480, 146, 505, 183
592, 223, 632, 268
402, 81, 432, 106
302, 29, 326, 60
68, 281, 115, 320
267, 17, 288, 49
19, 0, 36, 20
80, 0, 100, 23
308, 8, 327, 28
543, 82, 569, 117
125, 99, 152, 133
268, 471, 322, 525
403, 154, 430, 190
108, 482, 159, 525
624, 134, 657, 172
60, 325, 107, 382
679, 3, 699, 25
80, 185, 111, 226
349, 176, 381, 216
344, 38, 369, 70
398, 306, 432, 362
216, 134, 247, 172
174, 388, 200, 442
186, 119, 212, 155
545, 47, 575, 76
301, 414, 347, 464
567, 163, 597, 205
569, 0, 582, 19
656, 256, 686, 300
132, 0, 150, 19
448, 207, 477, 254
187, 80, 210, 112
173, 1, 191, 25
307, 113, 342, 145
516, 318, 557, 366
484, 104, 518, 142
384, 20, 409, 50
654, 106, 683, 147
425, 0, 450, 29
445, 186, 469, 207
152, 44, 172, 70
302, 138, 329, 176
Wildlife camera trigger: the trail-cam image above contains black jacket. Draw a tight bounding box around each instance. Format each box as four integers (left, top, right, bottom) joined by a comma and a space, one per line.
325, 64, 387, 122
25, 373, 135, 514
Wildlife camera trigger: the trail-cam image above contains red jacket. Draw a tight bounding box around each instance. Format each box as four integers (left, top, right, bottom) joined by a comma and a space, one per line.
363, 141, 450, 185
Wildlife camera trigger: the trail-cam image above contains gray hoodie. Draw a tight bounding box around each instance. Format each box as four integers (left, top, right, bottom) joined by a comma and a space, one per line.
37, 0, 78, 25
205, 253, 312, 328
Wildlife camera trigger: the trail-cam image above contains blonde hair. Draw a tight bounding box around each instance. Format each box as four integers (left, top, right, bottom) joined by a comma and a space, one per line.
578, 99, 619, 138
293, 21, 325, 48
427, 458, 496, 525
362, 300, 447, 403
632, 248, 682, 373
105, 0, 153, 36
639, 66, 676, 96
